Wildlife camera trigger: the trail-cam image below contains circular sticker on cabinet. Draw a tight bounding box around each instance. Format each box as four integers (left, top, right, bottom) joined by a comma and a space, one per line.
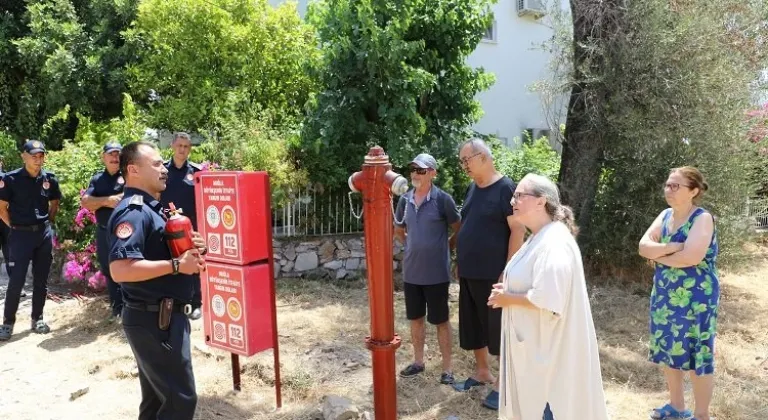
221, 205, 236, 230
211, 295, 226, 318
226, 297, 242, 321
206, 205, 220, 228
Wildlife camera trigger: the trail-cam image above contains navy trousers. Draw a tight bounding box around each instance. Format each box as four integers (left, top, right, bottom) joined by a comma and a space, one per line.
544, 403, 554, 420
3, 225, 53, 325
122, 307, 197, 420
0, 221, 9, 276
97, 227, 122, 315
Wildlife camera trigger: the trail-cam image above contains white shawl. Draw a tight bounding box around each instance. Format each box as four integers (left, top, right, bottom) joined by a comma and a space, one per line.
498, 222, 609, 420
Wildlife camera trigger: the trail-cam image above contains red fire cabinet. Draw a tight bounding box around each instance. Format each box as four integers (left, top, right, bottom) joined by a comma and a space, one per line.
194, 171, 281, 406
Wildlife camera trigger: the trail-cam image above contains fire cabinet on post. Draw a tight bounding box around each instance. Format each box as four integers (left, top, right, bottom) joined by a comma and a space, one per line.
194, 171, 281, 407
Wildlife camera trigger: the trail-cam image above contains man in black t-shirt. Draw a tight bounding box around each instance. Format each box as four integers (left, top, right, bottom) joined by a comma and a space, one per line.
452, 138, 525, 411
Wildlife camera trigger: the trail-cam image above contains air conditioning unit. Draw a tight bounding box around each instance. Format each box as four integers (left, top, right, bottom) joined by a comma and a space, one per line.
517, 0, 545, 18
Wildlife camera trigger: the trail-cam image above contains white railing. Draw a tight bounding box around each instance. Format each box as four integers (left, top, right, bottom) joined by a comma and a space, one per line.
747, 198, 768, 232
272, 188, 366, 238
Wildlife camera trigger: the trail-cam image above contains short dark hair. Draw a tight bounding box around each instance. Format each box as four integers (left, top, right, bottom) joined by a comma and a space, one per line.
173, 132, 191, 143
120, 141, 157, 177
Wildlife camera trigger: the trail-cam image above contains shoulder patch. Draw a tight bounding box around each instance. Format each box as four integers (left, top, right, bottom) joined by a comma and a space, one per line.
129, 195, 144, 206
115, 221, 134, 239
0, 180, 4, 189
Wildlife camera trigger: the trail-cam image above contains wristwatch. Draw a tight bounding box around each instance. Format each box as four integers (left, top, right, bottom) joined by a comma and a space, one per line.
171, 258, 180, 275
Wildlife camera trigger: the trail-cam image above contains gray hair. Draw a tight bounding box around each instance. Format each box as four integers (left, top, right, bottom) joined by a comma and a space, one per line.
519, 173, 579, 237
460, 137, 493, 160
173, 132, 191, 143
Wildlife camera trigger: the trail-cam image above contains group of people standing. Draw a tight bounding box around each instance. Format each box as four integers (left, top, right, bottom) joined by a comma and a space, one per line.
0, 133, 721, 420
0, 135, 208, 419
395, 138, 720, 420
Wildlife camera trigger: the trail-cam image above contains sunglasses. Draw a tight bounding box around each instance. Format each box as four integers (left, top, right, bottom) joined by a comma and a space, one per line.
409, 167, 428, 175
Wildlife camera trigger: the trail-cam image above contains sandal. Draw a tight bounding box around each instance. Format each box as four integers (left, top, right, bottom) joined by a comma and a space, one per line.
650, 403, 692, 419
0, 324, 12, 341
482, 390, 499, 411
440, 372, 455, 385
399, 363, 424, 377
31, 319, 51, 334
452, 377, 485, 392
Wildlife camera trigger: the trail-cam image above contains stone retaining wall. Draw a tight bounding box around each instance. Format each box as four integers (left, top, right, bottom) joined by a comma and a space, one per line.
273, 235, 404, 280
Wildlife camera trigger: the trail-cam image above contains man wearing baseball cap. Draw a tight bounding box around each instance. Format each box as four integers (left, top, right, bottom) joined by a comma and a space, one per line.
0, 140, 61, 340
81, 142, 125, 321
394, 153, 461, 385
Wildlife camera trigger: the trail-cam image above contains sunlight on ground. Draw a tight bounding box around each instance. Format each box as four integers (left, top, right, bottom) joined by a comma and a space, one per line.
0, 245, 766, 419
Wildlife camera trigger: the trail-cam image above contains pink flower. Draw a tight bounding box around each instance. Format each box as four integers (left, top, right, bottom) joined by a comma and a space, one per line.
52, 235, 60, 249
200, 161, 220, 171
84, 242, 97, 254
74, 207, 97, 228
63, 260, 86, 283
87, 271, 107, 291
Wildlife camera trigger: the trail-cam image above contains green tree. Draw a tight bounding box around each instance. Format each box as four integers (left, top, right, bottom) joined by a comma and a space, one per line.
543, 0, 767, 273
124, 0, 319, 131
299, 0, 495, 194
3, 0, 138, 148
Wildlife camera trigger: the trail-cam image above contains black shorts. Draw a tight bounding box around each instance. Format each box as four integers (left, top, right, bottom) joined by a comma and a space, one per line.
403, 282, 450, 325
458, 277, 501, 356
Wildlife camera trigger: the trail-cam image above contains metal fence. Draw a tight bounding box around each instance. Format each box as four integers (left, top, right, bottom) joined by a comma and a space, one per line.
272, 189, 367, 237
748, 198, 768, 232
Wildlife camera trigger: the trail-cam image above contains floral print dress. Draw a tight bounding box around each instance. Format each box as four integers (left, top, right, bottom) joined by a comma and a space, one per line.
649, 207, 720, 375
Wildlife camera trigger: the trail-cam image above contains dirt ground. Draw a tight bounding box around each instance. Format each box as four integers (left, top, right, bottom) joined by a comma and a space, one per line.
0, 245, 767, 420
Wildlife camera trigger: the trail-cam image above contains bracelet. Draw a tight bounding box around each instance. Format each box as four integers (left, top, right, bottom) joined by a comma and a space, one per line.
171, 258, 180, 275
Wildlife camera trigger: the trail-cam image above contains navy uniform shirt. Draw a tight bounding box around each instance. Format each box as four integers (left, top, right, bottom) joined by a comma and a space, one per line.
85, 170, 125, 227
0, 168, 62, 225
107, 187, 194, 305
161, 160, 201, 228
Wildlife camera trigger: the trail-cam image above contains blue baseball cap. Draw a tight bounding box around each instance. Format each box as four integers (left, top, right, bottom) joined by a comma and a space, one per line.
410, 153, 437, 170
103, 142, 122, 153
22, 140, 46, 154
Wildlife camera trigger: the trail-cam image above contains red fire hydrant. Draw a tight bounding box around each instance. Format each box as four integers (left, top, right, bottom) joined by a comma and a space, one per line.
348, 146, 408, 420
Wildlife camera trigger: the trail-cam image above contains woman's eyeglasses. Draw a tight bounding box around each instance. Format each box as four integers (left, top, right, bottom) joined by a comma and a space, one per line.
664, 182, 691, 192
512, 192, 537, 201
409, 167, 428, 175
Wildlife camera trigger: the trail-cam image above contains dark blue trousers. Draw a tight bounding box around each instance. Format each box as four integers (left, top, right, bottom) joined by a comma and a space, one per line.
97, 227, 122, 315
122, 307, 197, 420
0, 221, 9, 276
3, 225, 52, 325
544, 403, 554, 420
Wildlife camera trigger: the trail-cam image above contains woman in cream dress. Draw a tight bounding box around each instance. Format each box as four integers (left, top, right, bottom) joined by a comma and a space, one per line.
488, 174, 609, 420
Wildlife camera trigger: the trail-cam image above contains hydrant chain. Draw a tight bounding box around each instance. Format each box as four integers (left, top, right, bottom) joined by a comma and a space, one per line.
391, 194, 407, 225
348, 192, 363, 220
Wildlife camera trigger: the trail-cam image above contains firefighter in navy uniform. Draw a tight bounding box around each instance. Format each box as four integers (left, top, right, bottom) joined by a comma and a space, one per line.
108, 141, 206, 420
160, 132, 203, 320
0, 157, 10, 278
81, 142, 125, 321
0, 140, 61, 341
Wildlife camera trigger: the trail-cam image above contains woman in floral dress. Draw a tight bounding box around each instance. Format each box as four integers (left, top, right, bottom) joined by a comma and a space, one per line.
639, 166, 719, 420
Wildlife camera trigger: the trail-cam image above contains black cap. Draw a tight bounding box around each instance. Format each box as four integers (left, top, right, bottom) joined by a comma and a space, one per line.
22, 140, 46, 154
103, 142, 122, 153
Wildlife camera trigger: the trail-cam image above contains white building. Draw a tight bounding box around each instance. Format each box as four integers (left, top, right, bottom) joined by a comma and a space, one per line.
270, 0, 568, 149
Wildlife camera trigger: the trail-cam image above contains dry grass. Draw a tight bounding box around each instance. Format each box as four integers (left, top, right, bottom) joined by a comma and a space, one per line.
0, 244, 766, 420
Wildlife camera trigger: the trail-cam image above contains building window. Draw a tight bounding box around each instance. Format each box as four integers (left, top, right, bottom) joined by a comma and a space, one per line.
482, 20, 497, 42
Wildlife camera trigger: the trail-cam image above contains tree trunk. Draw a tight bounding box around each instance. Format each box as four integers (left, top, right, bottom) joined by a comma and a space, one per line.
558, 0, 624, 247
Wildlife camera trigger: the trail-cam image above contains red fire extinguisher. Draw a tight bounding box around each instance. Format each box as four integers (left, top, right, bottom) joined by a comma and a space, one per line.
165, 202, 196, 258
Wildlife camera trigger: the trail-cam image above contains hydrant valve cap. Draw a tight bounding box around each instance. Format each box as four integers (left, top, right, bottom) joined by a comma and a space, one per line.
391, 176, 409, 196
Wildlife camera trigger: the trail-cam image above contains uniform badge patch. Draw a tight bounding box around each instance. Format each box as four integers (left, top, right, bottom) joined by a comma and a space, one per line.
0, 180, 4, 189
42, 181, 50, 190
117, 176, 124, 185
186, 173, 194, 181
115, 222, 134, 239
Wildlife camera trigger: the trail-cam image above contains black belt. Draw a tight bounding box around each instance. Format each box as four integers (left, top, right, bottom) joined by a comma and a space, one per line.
125, 301, 193, 315
11, 222, 49, 232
